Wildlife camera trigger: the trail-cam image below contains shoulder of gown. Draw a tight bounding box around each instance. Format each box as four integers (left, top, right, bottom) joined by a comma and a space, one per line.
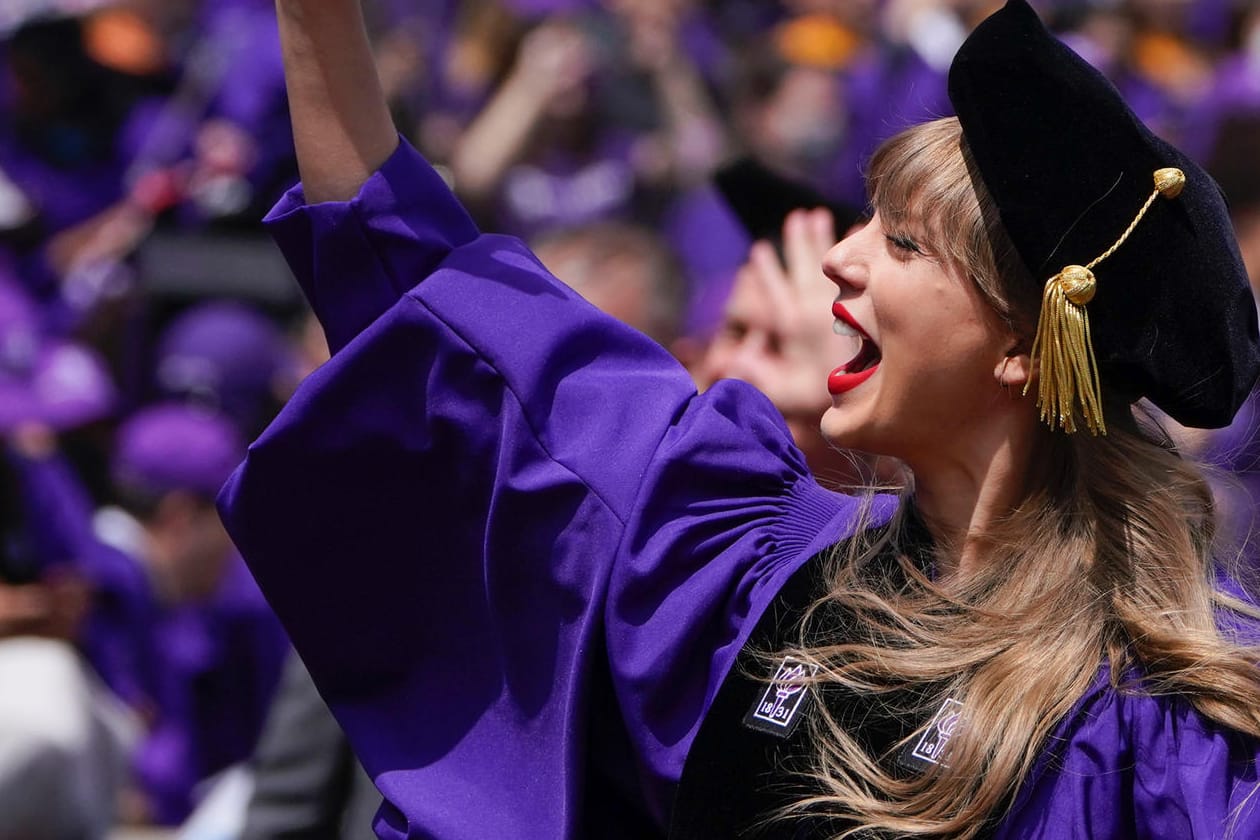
997, 667, 1260, 839
219, 138, 875, 837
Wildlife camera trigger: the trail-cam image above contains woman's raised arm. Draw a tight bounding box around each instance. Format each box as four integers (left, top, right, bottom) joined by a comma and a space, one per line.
274, 0, 398, 202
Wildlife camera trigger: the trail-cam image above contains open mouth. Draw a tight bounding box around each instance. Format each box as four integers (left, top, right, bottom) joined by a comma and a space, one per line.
829, 302, 881, 395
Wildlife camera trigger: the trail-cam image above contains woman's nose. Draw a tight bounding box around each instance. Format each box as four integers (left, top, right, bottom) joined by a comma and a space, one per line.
822, 233, 865, 292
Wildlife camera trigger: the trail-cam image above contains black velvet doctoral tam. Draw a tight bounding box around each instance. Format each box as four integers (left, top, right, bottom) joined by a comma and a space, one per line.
949, 0, 1260, 428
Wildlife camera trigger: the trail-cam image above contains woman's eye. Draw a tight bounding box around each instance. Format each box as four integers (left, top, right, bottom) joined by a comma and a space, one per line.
885, 233, 923, 255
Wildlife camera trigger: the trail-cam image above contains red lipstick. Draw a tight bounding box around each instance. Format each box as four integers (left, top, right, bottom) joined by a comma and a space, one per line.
828, 364, 879, 394
828, 302, 880, 395
831, 302, 865, 334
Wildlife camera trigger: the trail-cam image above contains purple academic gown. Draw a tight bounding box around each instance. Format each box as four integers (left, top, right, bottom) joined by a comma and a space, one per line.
132, 551, 288, 824
219, 138, 1260, 838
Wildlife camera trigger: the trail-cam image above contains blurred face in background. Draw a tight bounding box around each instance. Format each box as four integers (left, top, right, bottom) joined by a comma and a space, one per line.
697, 249, 841, 469
739, 64, 847, 179
698, 258, 796, 394
541, 243, 658, 335
534, 223, 686, 350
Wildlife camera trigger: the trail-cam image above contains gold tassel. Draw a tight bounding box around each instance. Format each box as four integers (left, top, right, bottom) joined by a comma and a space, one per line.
1027, 265, 1103, 434
1022, 167, 1186, 435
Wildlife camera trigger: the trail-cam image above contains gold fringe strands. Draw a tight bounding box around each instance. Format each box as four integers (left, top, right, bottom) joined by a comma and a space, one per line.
1028, 265, 1103, 434
1024, 167, 1186, 435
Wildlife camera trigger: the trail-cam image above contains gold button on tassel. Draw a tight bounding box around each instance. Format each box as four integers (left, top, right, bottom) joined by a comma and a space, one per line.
1024, 167, 1186, 435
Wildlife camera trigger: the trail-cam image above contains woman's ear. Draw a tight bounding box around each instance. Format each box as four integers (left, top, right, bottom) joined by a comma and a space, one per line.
995, 351, 1034, 390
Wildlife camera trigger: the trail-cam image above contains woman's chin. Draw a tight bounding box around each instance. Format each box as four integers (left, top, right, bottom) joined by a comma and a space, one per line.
820, 408, 897, 466
819, 406, 861, 450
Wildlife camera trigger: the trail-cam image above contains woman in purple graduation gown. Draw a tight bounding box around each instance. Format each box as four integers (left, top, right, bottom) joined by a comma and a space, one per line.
220, 1, 1260, 837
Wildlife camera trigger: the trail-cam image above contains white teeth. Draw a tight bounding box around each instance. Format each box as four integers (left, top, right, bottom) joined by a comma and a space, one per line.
833, 320, 860, 337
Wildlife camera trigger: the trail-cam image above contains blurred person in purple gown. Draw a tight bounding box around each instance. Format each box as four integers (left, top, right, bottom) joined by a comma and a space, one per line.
1047, 0, 1202, 145
107, 403, 287, 825
1181, 2, 1260, 164
219, 1, 1260, 837
0, 2, 293, 341
0, 276, 148, 840
0, 10, 171, 309
0, 423, 151, 840
448, 1, 728, 239
80, 0, 296, 228
721, 0, 957, 209
725, 40, 851, 200
152, 299, 299, 439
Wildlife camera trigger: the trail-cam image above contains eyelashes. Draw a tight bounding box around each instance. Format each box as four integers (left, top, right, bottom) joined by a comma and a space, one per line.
885, 233, 924, 255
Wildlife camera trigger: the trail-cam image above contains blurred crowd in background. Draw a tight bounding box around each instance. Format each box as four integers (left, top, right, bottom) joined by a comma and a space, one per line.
0, 0, 1258, 837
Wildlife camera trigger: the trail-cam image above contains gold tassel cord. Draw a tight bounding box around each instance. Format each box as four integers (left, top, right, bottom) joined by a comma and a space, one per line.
1022, 167, 1186, 435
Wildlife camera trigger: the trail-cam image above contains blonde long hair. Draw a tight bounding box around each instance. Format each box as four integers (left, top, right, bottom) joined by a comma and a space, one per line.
780, 117, 1260, 837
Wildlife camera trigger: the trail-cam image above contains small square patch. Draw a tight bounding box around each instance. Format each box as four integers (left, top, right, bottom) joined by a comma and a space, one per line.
743, 656, 820, 738
897, 697, 964, 771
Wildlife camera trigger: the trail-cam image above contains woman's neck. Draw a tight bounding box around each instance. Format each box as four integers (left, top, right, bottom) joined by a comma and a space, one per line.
909, 421, 1045, 579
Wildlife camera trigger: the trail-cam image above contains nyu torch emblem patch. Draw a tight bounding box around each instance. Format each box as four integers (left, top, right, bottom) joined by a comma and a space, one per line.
901, 697, 964, 769
743, 656, 820, 738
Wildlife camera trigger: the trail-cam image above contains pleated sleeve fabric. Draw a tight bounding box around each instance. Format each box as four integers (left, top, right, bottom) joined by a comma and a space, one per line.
217, 139, 860, 839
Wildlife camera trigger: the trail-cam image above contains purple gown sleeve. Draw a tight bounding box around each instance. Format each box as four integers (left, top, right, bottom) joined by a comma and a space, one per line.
218, 139, 859, 837
996, 671, 1260, 838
